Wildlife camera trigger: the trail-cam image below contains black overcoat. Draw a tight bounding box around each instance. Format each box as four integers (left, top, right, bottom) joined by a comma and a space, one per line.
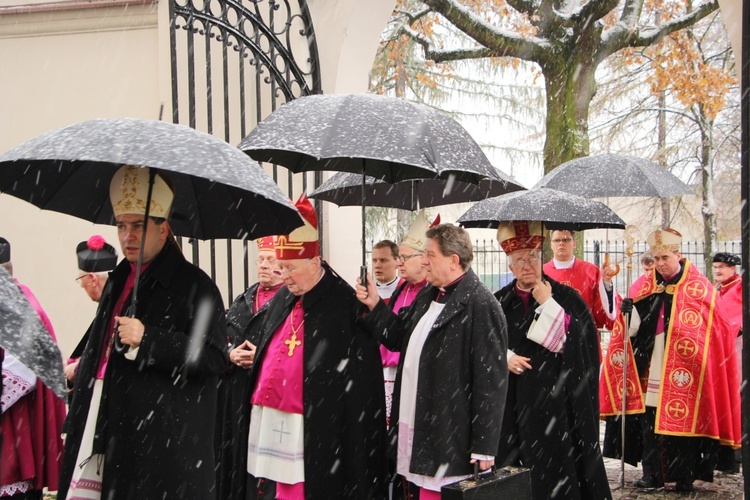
59, 240, 228, 499
215, 283, 275, 500
248, 265, 388, 499
495, 276, 611, 500
360, 269, 508, 478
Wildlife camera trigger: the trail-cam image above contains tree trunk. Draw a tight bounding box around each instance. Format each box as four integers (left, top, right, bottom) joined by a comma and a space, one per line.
541, 54, 597, 173
658, 90, 671, 229
699, 111, 716, 281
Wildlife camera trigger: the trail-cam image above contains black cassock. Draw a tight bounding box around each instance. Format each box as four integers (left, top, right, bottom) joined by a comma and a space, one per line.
215, 282, 277, 500
495, 276, 611, 500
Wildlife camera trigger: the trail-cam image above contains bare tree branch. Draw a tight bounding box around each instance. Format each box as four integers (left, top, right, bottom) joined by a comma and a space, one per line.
421, 0, 547, 60
506, 0, 538, 17
600, 0, 719, 58
566, 0, 621, 28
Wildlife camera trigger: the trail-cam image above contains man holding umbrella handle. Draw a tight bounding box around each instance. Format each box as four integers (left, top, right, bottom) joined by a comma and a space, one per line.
59, 165, 228, 500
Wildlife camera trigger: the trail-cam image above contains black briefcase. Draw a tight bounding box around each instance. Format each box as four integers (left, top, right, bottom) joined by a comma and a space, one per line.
441, 465, 532, 499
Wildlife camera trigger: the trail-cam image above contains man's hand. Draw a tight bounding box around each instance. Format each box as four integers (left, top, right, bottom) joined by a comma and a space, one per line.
115, 316, 145, 348
64, 359, 79, 382
531, 280, 552, 305
620, 298, 634, 315
355, 274, 381, 311
230, 340, 257, 369
601, 264, 618, 283
508, 354, 532, 375
470, 457, 495, 471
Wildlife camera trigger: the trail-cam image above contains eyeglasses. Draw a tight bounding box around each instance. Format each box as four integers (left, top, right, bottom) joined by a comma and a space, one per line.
511, 255, 540, 268
255, 257, 277, 266
551, 238, 573, 244
398, 253, 423, 262
712, 264, 731, 270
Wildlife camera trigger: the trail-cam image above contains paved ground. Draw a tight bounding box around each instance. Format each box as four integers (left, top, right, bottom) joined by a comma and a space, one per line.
605, 458, 744, 499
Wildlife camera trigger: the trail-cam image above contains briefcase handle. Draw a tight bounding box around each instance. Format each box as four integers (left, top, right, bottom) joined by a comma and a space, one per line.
473, 462, 497, 481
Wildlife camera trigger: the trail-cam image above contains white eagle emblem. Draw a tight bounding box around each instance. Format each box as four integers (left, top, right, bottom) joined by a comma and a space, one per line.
671, 369, 692, 388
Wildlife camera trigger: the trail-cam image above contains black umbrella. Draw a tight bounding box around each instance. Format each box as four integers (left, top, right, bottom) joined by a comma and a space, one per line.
309, 170, 525, 210
239, 93, 504, 184
0, 118, 303, 240
0, 268, 65, 400
0, 118, 304, 352
532, 153, 692, 198
239, 93, 504, 279
457, 187, 626, 231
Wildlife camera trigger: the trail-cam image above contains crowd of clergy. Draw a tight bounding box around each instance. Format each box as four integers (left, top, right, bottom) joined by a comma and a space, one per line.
0, 165, 744, 499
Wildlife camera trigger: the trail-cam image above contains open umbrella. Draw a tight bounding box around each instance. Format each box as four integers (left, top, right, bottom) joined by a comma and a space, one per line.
0, 118, 303, 240
0, 118, 304, 352
533, 154, 692, 486
457, 187, 626, 231
239, 93, 503, 184
239, 93, 504, 279
0, 268, 65, 400
533, 153, 692, 198
309, 169, 525, 211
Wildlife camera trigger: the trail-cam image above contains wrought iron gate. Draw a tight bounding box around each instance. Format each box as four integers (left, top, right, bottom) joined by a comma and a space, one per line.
168, 0, 321, 302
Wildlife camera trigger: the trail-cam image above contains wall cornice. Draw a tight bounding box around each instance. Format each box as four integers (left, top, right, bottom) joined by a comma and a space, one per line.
0, 0, 157, 38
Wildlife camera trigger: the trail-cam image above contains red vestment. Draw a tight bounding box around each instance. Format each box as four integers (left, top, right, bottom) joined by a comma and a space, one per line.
600, 260, 741, 447
1, 281, 66, 494
717, 274, 742, 336
543, 258, 617, 330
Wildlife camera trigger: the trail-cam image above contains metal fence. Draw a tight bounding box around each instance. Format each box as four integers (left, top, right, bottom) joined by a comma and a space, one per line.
368, 239, 742, 295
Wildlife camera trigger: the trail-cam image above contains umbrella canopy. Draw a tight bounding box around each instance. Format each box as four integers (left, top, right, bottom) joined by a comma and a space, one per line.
0, 268, 65, 400
533, 153, 693, 198
239, 93, 504, 184
309, 169, 525, 210
0, 118, 303, 240
457, 187, 626, 231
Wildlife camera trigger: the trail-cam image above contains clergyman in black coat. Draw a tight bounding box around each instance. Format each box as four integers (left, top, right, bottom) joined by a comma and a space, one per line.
494, 220, 611, 500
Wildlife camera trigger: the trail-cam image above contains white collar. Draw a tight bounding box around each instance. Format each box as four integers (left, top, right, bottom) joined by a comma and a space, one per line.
552, 257, 576, 269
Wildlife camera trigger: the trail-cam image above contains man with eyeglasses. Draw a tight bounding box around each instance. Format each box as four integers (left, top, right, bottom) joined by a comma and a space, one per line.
543, 229, 618, 333
216, 236, 283, 500
494, 221, 611, 500
65, 236, 119, 387
713, 252, 742, 339
379, 211, 436, 499
244, 195, 387, 499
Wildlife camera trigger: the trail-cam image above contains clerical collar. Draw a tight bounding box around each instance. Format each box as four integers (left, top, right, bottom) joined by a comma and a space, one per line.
377, 275, 400, 287
262, 282, 284, 292
515, 282, 534, 293
435, 273, 465, 304
553, 257, 575, 269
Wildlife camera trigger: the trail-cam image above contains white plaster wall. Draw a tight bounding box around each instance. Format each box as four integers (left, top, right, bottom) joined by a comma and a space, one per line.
0, 0, 395, 357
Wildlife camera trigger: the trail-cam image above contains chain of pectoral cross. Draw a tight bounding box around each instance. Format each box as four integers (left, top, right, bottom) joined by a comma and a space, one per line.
284, 303, 303, 356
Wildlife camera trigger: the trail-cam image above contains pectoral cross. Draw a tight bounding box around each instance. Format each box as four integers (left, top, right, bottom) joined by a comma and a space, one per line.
285, 332, 301, 357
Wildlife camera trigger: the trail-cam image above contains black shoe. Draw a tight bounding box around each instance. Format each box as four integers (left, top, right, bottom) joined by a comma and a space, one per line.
675, 481, 694, 492
634, 476, 664, 489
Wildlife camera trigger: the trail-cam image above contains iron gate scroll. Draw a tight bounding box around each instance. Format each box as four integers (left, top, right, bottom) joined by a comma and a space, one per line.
168, 0, 321, 302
